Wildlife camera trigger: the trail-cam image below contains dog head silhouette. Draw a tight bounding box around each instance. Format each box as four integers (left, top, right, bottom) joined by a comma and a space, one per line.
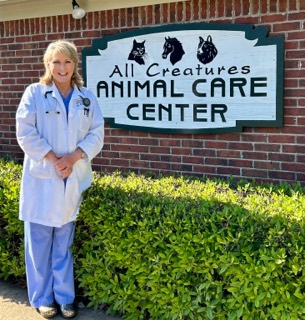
197, 35, 218, 64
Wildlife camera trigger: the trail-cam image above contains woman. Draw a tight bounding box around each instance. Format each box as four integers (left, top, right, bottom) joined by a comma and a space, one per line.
16, 40, 104, 319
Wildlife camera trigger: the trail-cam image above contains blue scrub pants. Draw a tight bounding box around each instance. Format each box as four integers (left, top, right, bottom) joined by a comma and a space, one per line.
24, 221, 75, 308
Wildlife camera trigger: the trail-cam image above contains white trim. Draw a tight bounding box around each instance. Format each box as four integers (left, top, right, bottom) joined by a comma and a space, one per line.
0, 0, 187, 22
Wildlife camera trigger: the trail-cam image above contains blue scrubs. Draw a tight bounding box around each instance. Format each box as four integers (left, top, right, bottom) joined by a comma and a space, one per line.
24, 89, 76, 308
61, 89, 73, 186
61, 89, 73, 120
24, 222, 76, 307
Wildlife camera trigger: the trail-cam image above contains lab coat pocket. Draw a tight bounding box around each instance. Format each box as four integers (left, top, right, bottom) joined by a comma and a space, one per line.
76, 109, 91, 133
65, 172, 83, 212
29, 158, 53, 179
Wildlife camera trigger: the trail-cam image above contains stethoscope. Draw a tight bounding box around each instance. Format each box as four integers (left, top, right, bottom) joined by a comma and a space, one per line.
44, 90, 60, 114
44, 90, 91, 116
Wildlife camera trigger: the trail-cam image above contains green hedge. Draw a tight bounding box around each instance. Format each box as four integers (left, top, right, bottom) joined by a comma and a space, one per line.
0, 159, 24, 280
1, 159, 305, 319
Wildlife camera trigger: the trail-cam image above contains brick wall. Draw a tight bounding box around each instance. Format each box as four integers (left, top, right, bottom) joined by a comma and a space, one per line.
0, 0, 305, 184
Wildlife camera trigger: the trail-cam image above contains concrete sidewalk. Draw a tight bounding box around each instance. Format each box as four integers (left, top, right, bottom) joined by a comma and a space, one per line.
0, 279, 124, 320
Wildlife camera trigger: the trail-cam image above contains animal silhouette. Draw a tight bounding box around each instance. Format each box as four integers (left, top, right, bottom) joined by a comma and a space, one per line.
162, 36, 185, 65
197, 35, 218, 64
128, 39, 147, 65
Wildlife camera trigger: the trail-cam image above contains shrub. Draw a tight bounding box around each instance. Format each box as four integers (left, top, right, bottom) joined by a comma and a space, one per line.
0, 159, 24, 280
74, 172, 305, 320
1, 159, 305, 319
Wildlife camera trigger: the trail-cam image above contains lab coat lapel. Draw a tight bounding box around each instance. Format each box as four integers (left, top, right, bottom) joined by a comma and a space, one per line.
50, 84, 67, 115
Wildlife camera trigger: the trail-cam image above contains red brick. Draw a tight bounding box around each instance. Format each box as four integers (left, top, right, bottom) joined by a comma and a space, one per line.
268, 134, 295, 143
130, 160, 149, 168
288, 0, 297, 10
225, 0, 233, 17
300, 1, 305, 10
282, 162, 305, 172
177, 2, 184, 21
171, 163, 193, 172
269, 153, 295, 162
269, 0, 277, 12
140, 6, 147, 26
205, 141, 228, 149
210, 0, 216, 18
218, 0, 225, 17
92, 11, 101, 29
242, 168, 268, 178
160, 139, 181, 147
296, 173, 305, 184
288, 12, 305, 21
282, 143, 305, 154
251, 0, 259, 14
146, 5, 154, 25
234, 16, 259, 24
154, 5, 161, 25
242, 151, 268, 160
141, 153, 160, 161
193, 165, 216, 174
229, 159, 252, 167
0, 1, 304, 185
171, 147, 192, 155
185, 0, 192, 20
273, 21, 300, 32
110, 158, 130, 167
279, 1, 288, 12
285, 88, 305, 97
181, 140, 204, 148
242, 0, 250, 15
269, 170, 296, 181
217, 166, 240, 175
234, 0, 242, 16
182, 155, 203, 164
129, 145, 150, 153
151, 161, 171, 170
194, 0, 201, 20
162, 3, 169, 24
193, 148, 216, 157
228, 142, 253, 150
138, 138, 159, 146
254, 160, 280, 170
169, 2, 175, 23
261, 14, 286, 23
205, 157, 228, 166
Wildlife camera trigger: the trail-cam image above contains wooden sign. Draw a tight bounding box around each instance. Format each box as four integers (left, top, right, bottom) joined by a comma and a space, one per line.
83, 23, 284, 133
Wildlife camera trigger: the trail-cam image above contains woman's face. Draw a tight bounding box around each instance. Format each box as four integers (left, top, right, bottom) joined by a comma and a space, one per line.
48, 51, 75, 87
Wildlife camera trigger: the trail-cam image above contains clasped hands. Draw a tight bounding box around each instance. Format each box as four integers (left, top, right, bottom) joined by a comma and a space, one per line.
44, 149, 82, 179
54, 154, 74, 179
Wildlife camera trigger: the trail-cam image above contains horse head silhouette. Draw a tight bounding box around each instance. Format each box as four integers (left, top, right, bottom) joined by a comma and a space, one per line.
162, 37, 185, 65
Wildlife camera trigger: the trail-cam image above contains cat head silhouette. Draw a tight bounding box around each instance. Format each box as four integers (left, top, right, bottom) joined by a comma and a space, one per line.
128, 39, 147, 65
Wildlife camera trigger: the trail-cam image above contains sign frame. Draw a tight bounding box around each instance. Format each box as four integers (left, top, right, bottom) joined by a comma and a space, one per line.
82, 23, 284, 134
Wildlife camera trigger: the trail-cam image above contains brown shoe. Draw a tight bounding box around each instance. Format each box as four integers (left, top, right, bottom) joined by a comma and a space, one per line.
59, 303, 77, 318
37, 303, 58, 319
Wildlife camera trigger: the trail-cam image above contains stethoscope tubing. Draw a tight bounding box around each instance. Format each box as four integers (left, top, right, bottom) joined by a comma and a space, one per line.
44, 89, 91, 115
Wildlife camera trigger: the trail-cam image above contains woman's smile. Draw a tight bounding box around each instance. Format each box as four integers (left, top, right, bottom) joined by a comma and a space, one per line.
48, 52, 75, 87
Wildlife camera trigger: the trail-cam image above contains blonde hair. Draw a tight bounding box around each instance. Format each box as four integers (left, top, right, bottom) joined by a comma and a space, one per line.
40, 39, 84, 87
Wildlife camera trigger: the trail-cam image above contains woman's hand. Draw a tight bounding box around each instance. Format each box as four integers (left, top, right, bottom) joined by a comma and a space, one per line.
54, 154, 74, 178
54, 148, 84, 178
44, 150, 64, 177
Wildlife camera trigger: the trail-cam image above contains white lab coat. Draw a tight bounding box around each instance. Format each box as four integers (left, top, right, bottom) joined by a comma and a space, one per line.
16, 82, 104, 227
